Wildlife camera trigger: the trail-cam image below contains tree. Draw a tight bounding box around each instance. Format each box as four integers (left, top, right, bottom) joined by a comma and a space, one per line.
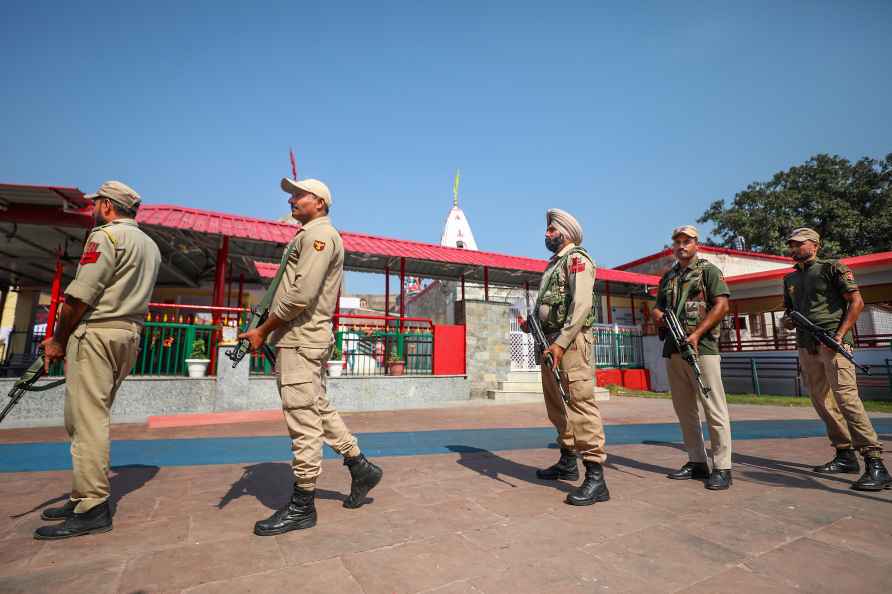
698, 153, 892, 257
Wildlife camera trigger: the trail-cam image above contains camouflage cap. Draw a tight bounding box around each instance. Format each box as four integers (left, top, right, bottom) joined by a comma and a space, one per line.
787, 227, 820, 244
84, 180, 141, 210
671, 225, 699, 240
281, 178, 332, 207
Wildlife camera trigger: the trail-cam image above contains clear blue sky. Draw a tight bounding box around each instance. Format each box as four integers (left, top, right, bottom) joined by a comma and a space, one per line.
2, 1, 890, 291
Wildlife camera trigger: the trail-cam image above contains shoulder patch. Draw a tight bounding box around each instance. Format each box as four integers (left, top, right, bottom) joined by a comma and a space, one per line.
569, 256, 586, 274
313, 240, 326, 252
80, 241, 101, 264
845, 270, 855, 282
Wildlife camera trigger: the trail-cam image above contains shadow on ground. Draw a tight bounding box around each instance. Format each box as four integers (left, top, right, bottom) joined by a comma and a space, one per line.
644, 437, 892, 504
217, 461, 349, 509
10, 463, 160, 519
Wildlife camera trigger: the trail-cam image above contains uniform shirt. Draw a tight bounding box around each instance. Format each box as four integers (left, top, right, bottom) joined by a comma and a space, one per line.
269, 215, 343, 348
65, 218, 161, 325
535, 242, 596, 350
783, 258, 858, 348
655, 259, 730, 357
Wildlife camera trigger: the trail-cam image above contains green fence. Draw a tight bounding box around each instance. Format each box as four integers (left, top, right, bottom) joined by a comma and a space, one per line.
249, 330, 434, 376
133, 321, 217, 376
592, 324, 644, 368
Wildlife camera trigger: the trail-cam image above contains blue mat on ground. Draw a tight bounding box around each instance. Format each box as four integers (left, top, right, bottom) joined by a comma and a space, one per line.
2, 418, 891, 473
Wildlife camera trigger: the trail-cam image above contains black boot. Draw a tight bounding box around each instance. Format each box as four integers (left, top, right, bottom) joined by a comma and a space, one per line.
40, 499, 77, 521
813, 448, 860, 474
851, 456, 892, 491
565, 461, 610, 506
33, 501, 112, 540
254, 485, 317, 536
667, 462, 710, 480
536, 448, 579, 481
705, 469, 732, 490
343, 453, 383, 509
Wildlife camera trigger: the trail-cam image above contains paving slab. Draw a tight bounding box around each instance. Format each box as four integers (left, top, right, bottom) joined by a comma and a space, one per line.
1, 398, 891, 593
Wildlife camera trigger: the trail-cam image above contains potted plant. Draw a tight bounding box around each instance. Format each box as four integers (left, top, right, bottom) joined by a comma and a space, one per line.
185, 338, 210, 378
327, 343, 344, 378
386, 345, 405, 376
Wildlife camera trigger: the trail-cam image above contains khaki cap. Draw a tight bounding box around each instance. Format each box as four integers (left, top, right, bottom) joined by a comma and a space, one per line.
281, 178, 332, 207
671, 225, 699, 239
787, 227, 820, 244
84, 180, 141, 210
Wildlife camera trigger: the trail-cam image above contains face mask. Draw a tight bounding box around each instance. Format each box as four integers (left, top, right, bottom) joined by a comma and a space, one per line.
545, 234, 563, 253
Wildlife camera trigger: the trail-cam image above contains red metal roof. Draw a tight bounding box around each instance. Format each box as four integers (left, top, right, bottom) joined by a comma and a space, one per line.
725, 251, 892, 285
138, 204, 298, 244
615, 245, 791, 270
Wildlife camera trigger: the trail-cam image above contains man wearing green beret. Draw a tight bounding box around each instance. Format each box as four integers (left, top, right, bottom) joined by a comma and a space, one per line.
782, 227, 891, 491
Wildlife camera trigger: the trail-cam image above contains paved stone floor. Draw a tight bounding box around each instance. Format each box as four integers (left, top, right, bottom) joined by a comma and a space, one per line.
1, 397, 891, 593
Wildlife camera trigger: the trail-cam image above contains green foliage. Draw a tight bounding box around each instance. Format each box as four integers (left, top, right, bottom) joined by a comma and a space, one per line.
330, 343, 342, 360
190, 338, 207, 359
698, 153, 892, 257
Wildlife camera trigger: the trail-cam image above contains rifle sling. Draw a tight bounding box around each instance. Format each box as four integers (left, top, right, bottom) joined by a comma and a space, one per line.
17, 379, 66, 392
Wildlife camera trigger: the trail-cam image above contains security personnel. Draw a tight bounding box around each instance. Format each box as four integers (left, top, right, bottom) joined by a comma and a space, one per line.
652, 226, 733, 490
35, 181, 161, 539
782, 227, 891, 490
522, 208, 609, 506
240, 177, 383, 535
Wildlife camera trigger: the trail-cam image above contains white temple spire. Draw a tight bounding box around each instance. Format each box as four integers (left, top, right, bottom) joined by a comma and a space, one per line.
441, 169, 478, 250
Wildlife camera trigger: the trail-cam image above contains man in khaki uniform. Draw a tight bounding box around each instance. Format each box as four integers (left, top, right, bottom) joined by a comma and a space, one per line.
522, 208, 609, 506
782, 227, 891, 491
240, 177, 383, 535
35, 181, 161, 539
652, 226, 733, 490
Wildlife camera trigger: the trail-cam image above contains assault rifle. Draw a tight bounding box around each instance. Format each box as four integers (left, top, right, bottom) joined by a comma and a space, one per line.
0, 355, 66, 424
663, 309, 712, 399
225, 306, 278, 367
225, 240, 299, 368
788, 310, 870, 375
524, 309, 570, 406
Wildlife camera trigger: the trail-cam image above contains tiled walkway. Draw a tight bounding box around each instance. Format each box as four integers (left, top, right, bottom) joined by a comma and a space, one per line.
1, 397, 891, 593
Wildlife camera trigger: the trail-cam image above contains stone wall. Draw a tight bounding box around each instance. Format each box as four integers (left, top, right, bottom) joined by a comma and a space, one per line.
456, 299, 512, 399
0, 346, 471, 428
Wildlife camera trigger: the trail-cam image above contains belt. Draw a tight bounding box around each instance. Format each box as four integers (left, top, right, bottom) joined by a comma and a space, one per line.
80, 319, 142, 332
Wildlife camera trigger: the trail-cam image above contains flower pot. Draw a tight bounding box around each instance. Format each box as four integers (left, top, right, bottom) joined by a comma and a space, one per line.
327, 360, 344, 377
185, 358, 210, 378
387, 361, 405, 376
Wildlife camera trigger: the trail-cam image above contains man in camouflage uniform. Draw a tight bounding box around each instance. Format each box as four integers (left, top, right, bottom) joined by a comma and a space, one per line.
782, 227, 891, 491
240, 177, 383, 535
652, 225, 733, 490
522, 208, 609, 506
35, 181, 161, 539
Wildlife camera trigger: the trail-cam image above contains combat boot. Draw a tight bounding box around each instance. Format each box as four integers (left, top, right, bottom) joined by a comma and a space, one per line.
536, 448, 579, 481
565, 461, 610, 506
34, 501, 112, 540
851, 455, 892, 491
254, 485, 317, 535
343, 453, 383, 509
813, 448, 860, 474
40, 499, 77, 521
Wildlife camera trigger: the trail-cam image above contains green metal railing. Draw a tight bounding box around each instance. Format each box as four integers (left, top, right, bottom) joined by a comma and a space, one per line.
133, 321, 217, 376
593, 324, 644, 368
249, 329, 434, 376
